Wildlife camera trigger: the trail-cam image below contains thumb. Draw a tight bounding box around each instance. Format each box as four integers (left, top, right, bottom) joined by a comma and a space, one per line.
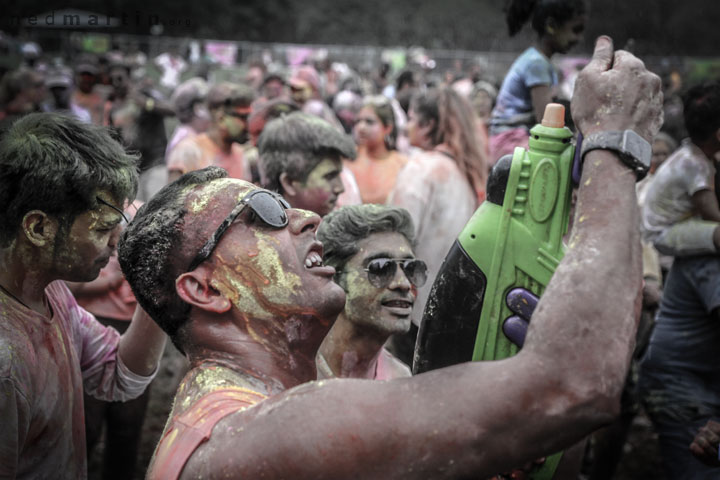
585, 35, 614, 73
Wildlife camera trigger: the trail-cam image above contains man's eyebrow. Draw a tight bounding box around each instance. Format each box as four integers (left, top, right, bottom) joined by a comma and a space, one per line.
96, 196, 128, 223
363, 251, 414, 265
96, 216, 123, 229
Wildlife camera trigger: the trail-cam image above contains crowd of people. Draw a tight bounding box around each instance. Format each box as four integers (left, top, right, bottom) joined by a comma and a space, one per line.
0, 0, 718, 479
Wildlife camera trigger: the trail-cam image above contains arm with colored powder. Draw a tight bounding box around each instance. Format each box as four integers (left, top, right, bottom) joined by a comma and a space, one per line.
68, 283, 163, 400
118, 305, 166, 376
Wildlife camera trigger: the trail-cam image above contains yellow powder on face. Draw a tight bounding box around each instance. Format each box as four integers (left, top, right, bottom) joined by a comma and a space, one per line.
253, 231, 302, 298
343, 270, 375, 320
187, 178, 251, 214
210, 230, 302, 323
293, 209, 317, 222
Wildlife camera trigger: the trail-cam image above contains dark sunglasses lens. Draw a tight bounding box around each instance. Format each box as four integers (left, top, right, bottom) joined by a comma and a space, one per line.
248, 192, 288, 227
366, 259, 397, 288
403, 260, 428, 287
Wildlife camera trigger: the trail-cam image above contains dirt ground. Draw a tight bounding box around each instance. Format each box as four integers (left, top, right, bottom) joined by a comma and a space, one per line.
88, 345, 668, 480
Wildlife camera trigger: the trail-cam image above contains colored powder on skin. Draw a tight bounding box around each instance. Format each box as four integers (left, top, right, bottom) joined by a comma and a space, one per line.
342, 270, 376, 321
188, 178, 239, 214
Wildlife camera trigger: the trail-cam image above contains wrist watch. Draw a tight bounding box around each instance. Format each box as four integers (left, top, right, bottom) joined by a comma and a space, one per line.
580, 130, 652, 180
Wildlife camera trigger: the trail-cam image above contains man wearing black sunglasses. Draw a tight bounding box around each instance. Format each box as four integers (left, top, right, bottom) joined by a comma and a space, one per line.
316, 204, 424, 379
120, 36, 663, 480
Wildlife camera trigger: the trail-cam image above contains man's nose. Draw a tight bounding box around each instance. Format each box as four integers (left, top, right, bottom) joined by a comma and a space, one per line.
332, 176, 345, 195
388, 263, 412, 292
287, 208, 320, 235
108, 223, 122, 250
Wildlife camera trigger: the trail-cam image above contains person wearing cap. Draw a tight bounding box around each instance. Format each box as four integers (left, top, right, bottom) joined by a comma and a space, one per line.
166, 77, 211, 158
167, 82, 255, 183
315, 204, 419, 380
44, 69, 91, 123
73, 62, 105, 125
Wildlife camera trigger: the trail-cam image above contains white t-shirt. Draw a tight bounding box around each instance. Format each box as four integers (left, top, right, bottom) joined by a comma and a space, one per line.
641, 140, 716, 242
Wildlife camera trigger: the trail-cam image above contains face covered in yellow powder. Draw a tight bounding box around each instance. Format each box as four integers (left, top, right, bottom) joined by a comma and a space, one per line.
183, 178, 346, 347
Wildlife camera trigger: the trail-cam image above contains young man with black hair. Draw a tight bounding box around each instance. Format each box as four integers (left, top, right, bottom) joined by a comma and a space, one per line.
258, 111, 356, 217
0, 113, 165, 478
316, 204, 422, 379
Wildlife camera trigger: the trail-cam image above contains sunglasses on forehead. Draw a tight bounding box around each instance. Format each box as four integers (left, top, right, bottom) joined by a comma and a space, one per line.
343, 258, 428, 289
187, 189, 290, 272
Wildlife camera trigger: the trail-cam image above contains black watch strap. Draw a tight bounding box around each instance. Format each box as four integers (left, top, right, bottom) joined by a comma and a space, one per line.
580, 130, 652, 180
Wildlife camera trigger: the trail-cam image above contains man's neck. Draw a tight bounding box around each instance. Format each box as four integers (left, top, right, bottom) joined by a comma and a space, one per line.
317, 313, 387, 379
536, 38, 554, 59
207, 128, 233, 155
0, 244, 52, 316
187, 313, 324, 390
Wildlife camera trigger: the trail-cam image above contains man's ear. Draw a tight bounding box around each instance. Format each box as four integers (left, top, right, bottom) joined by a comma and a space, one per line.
176, 269, 232, 314
22, 210, 58, 247
279, 172, 298, 197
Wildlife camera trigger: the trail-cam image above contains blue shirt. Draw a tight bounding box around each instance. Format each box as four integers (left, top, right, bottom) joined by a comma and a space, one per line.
642, 256, 720, 377
490, 47, 557, 132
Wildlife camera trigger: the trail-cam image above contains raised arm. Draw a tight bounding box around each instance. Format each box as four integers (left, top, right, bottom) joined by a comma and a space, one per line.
118, 305, 166, 376
184, 36, 663, 480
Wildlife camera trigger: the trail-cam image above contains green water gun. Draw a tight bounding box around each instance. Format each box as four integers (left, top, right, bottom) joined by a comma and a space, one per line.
414, 103, 579, 479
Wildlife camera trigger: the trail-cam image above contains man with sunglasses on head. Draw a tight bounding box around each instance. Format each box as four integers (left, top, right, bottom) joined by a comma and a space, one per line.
258, 111, 356, 217
167, 82, 255, 184
120, 37, 664, 480
0, 113, 166, 479
315, 204, 424, 379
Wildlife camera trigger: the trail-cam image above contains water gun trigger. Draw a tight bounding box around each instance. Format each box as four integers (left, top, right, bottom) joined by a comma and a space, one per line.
502, 289, 540, 348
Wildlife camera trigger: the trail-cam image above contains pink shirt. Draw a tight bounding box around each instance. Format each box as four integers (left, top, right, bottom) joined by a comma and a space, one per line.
0, 281, 154, 479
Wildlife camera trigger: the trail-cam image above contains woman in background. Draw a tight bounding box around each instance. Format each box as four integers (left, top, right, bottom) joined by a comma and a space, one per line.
347, 96, 408, 205
388, 87, 486, 365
